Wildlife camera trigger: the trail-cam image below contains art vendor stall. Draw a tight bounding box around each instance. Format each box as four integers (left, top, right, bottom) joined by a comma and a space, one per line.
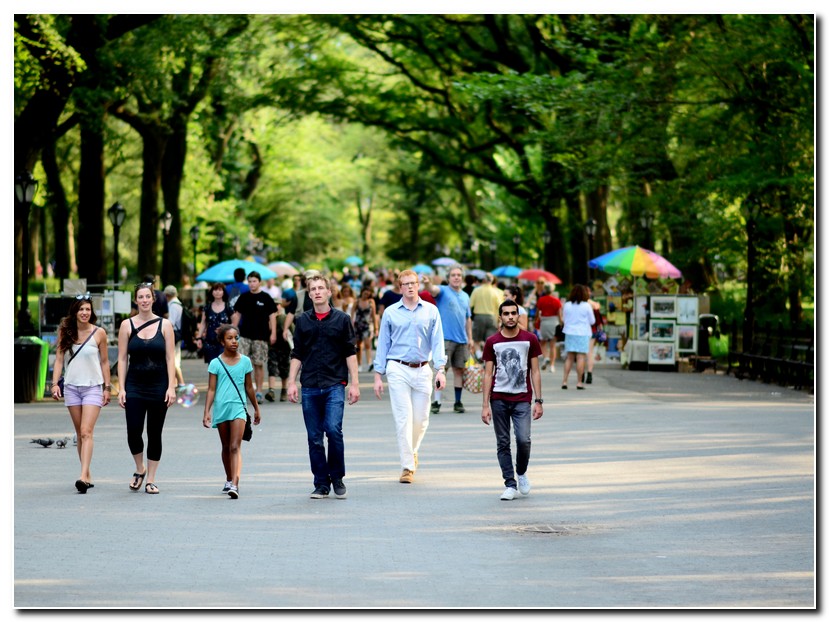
587, 246, 705, 372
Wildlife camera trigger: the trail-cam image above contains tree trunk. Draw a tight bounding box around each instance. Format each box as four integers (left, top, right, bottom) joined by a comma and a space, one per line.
41, 142, 72, 280
161, 117, 187, 287
136, 132, 167, 280
77, 122, 107, 284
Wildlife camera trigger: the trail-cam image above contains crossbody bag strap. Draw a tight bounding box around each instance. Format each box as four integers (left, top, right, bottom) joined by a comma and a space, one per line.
65, 326, 98, 369
217, 357, 247, 409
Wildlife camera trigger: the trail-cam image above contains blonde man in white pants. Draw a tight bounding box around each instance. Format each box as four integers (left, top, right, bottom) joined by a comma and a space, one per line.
373, 270, 447, 484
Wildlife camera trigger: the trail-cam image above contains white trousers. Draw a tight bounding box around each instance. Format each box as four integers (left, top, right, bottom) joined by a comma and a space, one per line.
386, 361, 433, 471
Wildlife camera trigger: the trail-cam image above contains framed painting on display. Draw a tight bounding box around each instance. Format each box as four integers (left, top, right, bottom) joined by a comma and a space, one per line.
677, 296, 699, 325
677, 325, 698, 354
649, 319, 676, 342
650, 295, 677, 318
648, 342, 676, 365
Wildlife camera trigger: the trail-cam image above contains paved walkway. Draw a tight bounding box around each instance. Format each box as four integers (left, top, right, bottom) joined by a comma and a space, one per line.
11, 357, 814, 609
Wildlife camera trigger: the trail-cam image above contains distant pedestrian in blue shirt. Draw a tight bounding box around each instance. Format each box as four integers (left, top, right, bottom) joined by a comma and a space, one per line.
373, 269, 447, 484
423, 264, 472, 414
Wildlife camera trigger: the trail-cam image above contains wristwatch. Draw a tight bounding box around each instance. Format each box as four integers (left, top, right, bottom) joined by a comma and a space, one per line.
534, 398, 543, 404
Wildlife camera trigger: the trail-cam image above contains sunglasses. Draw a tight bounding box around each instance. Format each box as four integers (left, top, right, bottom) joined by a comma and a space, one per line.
75, 292, 91, 300
135, 282, 154, 291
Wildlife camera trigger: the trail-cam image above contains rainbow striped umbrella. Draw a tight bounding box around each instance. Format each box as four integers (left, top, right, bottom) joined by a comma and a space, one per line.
588, 245, 682, 279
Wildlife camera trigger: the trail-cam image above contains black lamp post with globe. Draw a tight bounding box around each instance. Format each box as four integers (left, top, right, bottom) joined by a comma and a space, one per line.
107, 202, 126, 285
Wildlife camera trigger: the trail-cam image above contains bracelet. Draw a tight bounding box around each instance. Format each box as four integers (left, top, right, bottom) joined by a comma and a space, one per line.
103, 385, 112, 391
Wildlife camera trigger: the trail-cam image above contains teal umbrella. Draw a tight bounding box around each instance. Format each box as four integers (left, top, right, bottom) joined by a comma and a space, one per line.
344, 255, 364, 266
196, 259, 276, 283
492, 265, 522, 278
411, 263, 434, 274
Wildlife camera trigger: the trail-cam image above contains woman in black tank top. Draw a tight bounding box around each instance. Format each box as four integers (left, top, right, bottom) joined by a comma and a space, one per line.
117, 283, 177, 494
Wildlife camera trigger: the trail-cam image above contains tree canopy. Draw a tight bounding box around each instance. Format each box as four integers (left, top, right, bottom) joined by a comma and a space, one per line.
14, 13, 814, 327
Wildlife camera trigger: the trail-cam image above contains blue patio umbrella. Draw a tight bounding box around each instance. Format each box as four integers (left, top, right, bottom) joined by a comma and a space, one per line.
492, 265, 522, 278
344, 255, 364, 266
411, 263, 434, 274
431, 256, 458, 267
468, 268, 487, 280
196, 259, 277, 284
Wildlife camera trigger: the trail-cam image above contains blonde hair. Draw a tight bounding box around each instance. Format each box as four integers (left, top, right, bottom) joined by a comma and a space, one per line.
397, 269, 419, 285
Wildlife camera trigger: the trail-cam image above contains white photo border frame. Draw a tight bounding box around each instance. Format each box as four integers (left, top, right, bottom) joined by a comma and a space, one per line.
676, 296, 699, 325
650, 295, 677, 318
648, 342, 676, 365
677, 324, 698, 354
649, 319, 676, 342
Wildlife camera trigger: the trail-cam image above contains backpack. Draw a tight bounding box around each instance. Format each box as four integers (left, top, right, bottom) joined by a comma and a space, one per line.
227, 283, 243, 308
171, 300, 197, 345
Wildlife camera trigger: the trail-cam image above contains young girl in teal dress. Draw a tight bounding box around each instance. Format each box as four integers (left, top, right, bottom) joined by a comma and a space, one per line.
203, 324, 261, 498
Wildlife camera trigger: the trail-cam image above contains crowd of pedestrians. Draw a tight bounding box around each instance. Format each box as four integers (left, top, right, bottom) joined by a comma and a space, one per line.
50, 261, 604, 502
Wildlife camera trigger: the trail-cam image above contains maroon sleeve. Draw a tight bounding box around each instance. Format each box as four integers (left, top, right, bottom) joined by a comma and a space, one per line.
528, 332, 543, 358
482, 333, 497, 362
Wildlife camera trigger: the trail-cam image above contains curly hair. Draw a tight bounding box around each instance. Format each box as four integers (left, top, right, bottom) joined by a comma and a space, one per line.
57, 299, 98, 353
216, 323, 238, 343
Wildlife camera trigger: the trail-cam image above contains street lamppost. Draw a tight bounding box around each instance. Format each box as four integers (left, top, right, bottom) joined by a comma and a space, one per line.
542, 229, 551, 270
512, 234, 521, 267
162, 211, 173, 237
640, 210, 654, 248
189, 225, 200, 279
584, 218, 598, 281
489, 239, 497, 270
107, 202, 127, 285
15, 171, 39, 334
216, 229, 225, 262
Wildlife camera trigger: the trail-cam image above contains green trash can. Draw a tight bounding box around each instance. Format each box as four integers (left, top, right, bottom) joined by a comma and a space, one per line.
15, 337, 45, 403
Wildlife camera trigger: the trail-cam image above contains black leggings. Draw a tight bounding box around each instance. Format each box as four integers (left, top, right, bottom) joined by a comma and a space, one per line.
124, 396, 169, 461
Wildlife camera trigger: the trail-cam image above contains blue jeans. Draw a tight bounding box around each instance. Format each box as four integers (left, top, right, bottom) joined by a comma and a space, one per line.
301, 384, 346, 489
490, 400, 532, 489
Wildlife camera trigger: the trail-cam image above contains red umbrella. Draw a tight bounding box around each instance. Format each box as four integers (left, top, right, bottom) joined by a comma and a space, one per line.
517, 269, 562, 284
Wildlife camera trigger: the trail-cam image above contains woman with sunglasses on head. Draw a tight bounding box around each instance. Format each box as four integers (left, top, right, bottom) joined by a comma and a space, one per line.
117, 282, 177, 494
50, 296, 111, 494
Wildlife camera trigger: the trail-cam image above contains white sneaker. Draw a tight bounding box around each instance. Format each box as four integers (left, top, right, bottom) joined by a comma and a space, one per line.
500, 487, 518, 501
358, 364, 365, 372
517, 474, 531, 495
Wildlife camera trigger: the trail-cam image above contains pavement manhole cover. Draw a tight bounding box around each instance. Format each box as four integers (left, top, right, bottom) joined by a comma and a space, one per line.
515, 524, 591, 535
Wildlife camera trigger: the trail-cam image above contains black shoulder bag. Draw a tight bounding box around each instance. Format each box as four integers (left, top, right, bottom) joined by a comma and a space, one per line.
216, 357, 253, 441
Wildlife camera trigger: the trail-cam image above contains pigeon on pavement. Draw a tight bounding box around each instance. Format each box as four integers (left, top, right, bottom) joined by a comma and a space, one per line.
30, 438, 54, 448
